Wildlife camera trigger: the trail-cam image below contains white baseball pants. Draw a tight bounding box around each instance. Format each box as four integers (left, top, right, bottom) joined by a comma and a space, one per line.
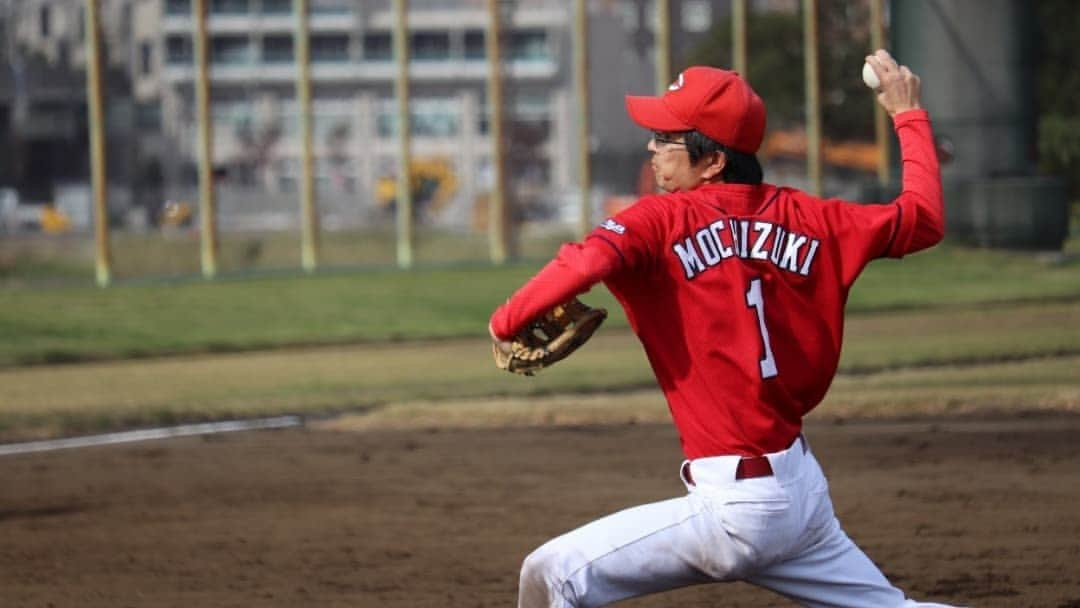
517, 436, 961, 608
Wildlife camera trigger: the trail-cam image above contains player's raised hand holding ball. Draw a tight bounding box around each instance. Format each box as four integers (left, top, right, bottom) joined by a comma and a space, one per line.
864, 49, 922, 117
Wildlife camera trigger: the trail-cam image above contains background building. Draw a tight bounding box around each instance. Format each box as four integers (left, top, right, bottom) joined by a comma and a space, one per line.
2, 0, 733, 232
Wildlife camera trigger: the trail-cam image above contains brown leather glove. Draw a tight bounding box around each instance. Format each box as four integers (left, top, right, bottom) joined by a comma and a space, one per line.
492, 298, 607, 376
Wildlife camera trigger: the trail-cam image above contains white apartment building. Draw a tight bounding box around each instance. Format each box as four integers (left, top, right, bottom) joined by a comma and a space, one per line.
154, 0, 580, 228
5, 0, 731, 230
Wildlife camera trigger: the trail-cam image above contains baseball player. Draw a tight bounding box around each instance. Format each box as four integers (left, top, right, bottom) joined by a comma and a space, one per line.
489, 50, 960, 607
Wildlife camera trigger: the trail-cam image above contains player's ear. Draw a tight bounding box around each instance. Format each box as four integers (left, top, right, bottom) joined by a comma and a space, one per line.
700, 151, 727, 181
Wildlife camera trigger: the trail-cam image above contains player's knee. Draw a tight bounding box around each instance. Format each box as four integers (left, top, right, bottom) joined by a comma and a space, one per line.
518, 545, 572, 607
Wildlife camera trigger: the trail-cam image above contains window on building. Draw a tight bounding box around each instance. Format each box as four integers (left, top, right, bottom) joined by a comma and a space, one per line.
211, 36, 252, 65
376, 97, 460, 138
212, 100, 254, 135
278, 175, 298, 193
210, 0, 249, 15
464, 29, 485, 60
260, 0, 291, 14
136, 103, 162, 131
311, 35, 349, 62
78, 7, 86, 41
510, 157, 550, 186
309, 0, 351, 15
135, 103, 162, 130
140, 42, 154, 76
508, 30, 549, 61
165, 35, 193, 64
363, 32, 392, 61
478, 93, 550, 136
262, 35, 293, 63
412, 98, 460, 137
316, 116, 351, 145
165, 0, 191, 15
40, 5, 51, 37
277, 157, 299, 193
277, 100, 298, 137
512, 93, 551, 124
410, 31, 450, 61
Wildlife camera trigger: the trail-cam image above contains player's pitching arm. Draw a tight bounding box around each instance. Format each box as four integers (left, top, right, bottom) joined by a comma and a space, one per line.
867, 49, 945, 257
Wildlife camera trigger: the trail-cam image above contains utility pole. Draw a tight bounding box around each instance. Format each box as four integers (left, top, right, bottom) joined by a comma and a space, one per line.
573, 0, 591, 238
85, 0, 111, 286
393, 0, 414, 269
485, 0, 508, 264
192, 0, 219, 278
654, 0, 671, 93
802, 0, 823, 197
869, 0, 890, 186
732, 0, 748, 77
295, 0, 319, 272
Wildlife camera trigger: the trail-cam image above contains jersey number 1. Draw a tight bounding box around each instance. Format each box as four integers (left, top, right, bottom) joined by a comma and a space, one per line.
745, 278, 778, 379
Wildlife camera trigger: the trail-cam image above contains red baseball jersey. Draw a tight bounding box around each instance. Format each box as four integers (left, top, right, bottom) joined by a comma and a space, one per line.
491, 110, 943, 459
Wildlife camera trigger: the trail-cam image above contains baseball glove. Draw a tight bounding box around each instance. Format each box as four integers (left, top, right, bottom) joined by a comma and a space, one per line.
493, 298, 608, 376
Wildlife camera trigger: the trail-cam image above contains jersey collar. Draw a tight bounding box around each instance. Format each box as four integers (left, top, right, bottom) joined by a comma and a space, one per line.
694, 182, 773, 215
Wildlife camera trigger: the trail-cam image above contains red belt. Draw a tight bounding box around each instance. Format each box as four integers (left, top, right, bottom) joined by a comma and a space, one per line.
735, 456, 774, 479
682, 456, 773, 485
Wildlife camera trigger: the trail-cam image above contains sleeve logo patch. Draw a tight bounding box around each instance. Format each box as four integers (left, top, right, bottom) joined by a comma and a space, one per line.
600, 218, 627, 235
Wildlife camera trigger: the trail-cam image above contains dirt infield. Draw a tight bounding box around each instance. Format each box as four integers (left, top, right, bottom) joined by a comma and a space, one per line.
2, 413, 1079, 607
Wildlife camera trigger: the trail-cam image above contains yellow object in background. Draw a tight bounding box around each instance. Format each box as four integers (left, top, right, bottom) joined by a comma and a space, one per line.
161, 200, 194, 228
375, 158, 458, 217
40, 205, 72, 234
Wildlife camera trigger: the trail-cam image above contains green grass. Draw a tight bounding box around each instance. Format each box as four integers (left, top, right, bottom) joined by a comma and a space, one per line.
0, 208, 1077, 441
0, 226, 577, 281
0, 242, 1077, 440
848, 244, 1080, 310
1, 313, 1077, 441
0, 243, 1078, 368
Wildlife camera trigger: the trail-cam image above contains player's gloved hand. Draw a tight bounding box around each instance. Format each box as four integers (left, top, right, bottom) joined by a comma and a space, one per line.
491, 298, 607, 376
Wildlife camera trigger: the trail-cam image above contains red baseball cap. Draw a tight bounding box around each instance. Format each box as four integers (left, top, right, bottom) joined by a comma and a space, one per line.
625, 67, 766, 155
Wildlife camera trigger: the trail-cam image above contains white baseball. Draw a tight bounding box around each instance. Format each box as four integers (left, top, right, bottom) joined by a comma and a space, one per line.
862, 62, 880, 89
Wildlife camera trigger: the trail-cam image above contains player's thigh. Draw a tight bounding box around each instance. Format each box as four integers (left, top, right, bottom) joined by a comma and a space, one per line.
523, 494, 742, 603
747, 517, 906, 608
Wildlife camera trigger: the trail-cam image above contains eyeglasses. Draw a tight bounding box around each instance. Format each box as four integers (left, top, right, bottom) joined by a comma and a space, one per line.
651, 132, 687, 148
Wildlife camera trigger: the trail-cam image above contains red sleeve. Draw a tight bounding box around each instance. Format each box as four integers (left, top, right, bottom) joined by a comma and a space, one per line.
489, 237, 622, 340
885, 109, 945, 257
819, 109, 945, 286
489, 196, 666, 339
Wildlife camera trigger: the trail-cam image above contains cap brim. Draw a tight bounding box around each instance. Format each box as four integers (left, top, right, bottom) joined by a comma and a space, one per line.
624, 95, 693, 133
